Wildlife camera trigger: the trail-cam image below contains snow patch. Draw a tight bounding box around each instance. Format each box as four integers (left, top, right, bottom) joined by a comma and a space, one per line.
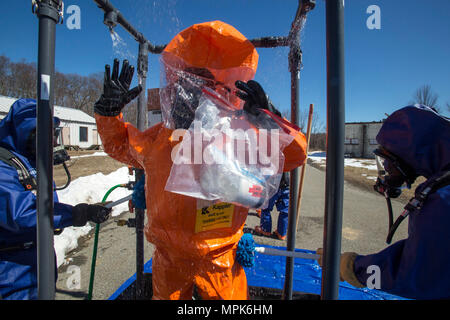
54, 166, 132, 267
70, 152, 108, 159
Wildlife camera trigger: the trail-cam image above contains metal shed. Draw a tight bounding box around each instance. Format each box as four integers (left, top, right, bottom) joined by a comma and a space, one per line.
344, 121, 383, 158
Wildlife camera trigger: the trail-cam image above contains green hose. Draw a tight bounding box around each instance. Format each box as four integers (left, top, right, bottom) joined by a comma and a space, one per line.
87, 184, 125, 300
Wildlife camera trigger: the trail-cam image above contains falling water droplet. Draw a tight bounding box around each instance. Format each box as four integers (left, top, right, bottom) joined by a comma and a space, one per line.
109, 28, 136, 61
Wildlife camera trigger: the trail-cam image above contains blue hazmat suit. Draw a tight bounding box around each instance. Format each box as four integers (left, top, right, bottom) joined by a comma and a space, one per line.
0, 99, 73, 300
260, 186, 289, 237
353, 105, 450, 299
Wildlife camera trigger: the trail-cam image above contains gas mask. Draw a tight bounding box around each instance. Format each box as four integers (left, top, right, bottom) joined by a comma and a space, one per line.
161, 67, 233, 130
27, 126, 72, 190
52, 127, 70, 165
373, 147, 418, 243
373, 147, 417, 198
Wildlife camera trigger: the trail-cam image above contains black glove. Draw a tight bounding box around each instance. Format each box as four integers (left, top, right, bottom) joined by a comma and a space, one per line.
94, 59, 142, 117
72, 203, 112, 226
235, 80, 282, 117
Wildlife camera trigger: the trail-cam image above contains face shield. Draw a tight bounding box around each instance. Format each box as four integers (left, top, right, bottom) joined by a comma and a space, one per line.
160, 63, 237, 130
373, 147, 417, 198
52, 123, 71, 190
53, 126, 70, 166
26, 120, 71, 190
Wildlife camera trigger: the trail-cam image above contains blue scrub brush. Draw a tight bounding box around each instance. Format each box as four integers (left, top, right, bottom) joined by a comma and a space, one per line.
236, 233, 256, 267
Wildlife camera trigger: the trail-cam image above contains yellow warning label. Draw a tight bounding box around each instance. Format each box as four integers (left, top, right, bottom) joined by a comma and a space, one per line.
195, 202, 234, 233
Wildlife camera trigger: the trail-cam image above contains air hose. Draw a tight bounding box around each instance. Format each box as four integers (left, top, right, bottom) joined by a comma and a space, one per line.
87, 184, 125, 300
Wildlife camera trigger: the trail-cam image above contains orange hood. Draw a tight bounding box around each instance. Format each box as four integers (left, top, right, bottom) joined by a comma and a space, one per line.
161, 20, 259, 86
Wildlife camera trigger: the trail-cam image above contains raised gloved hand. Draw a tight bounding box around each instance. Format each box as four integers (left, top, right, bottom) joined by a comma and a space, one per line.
94, 59, 142, 117
131, 175, 146, 210
316, 248, 365, 288
235, 80, 282, 117
72, 203, 112, 226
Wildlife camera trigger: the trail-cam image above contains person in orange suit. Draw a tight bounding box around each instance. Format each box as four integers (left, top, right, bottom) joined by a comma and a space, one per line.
94, 21, 307, 300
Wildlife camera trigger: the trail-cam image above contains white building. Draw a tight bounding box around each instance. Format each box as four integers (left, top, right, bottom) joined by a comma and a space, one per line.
0, 95, 101, 149
344, 121, 383, 158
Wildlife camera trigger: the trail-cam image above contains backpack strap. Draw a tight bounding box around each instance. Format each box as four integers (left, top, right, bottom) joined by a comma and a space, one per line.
0, 147, 61, 250
405, 170, 450, 213
386, 170, 450, 244
0, 147, 37, 191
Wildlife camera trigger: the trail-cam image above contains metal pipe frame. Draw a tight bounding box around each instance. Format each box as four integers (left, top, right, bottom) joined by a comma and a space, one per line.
134, 41, 149, 300
321, 0, 346, 300
283, 48, 301, 299
282, 0, 316, 300
90, 0, 335, 301
34, 0, 64, 300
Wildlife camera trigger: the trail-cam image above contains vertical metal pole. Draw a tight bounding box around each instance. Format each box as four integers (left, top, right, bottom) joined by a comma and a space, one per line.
136, 42, 148, 132
35, 0, 62, 300
321, 0, 345, 300
282, 32, 302, 301
135, 41, 148, 299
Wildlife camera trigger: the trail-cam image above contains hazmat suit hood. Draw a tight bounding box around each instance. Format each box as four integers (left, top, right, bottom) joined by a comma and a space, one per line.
0, 98, 60, 159
159, 20, 259, 129
376, 104, 450, 178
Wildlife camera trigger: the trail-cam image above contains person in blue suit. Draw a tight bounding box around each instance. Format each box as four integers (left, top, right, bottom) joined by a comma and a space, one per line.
318, 105, 450, 300
254, 172, 290, 240
0, 99, 111, 300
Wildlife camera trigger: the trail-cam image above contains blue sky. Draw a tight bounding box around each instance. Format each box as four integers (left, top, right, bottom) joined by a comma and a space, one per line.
1, 0, 449, 128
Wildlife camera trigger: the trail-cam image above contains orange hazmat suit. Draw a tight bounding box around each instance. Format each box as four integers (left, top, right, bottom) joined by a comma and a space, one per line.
95, 21, 307, 300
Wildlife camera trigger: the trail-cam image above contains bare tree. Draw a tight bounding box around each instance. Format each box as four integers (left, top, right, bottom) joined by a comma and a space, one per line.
311, 110, 325, 134
0, 55, 11, 96
281, 106, 326, 150
82, 73, 103, 116
411, 85, 439, 111
0, 55, 105, 118
281, 107, 325, 134
309, 132, 326, 151
54, 71, 70, 106
9, 61, 37, 99
282, 107, 308, 132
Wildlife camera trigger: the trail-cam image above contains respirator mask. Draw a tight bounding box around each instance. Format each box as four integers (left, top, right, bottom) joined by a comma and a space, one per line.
373, 147, 418, 244
162, 67, 233, 130
373, 147, 417, 198
52, 127, 70, 165
52, 126, 71, 190
28, 125, 71, 190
